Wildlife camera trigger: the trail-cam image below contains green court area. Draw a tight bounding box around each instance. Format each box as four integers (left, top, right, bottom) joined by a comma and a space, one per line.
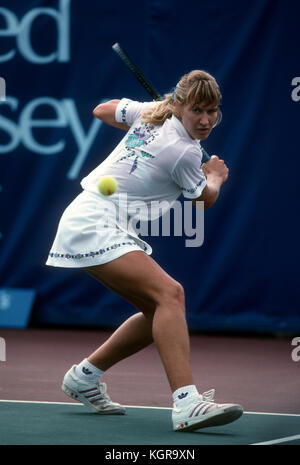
0, 400, 299, 445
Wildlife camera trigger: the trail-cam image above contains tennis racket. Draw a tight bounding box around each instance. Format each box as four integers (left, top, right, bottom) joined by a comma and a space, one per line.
112, 42, 211, 163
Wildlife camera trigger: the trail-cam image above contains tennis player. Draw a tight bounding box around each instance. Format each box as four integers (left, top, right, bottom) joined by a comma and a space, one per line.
46, 70, 243, 431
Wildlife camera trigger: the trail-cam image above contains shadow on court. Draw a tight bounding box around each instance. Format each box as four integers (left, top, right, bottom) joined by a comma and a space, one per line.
0, 401, 300, 445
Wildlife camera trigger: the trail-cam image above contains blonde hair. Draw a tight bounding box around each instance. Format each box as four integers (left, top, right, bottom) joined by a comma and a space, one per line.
141, 70, 222, 126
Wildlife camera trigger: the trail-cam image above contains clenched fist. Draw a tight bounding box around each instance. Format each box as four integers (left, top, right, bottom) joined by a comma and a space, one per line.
202, 155, 229, 185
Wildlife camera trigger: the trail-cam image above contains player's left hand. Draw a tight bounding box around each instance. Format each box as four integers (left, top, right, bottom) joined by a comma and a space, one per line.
202, 155, 229, 185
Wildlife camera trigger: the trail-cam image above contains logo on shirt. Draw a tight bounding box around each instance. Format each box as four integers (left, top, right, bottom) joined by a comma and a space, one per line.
117, 123, 158, 174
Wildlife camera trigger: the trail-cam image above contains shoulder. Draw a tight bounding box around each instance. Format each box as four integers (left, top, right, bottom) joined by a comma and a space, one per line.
116, 98, 157, 125
170, 143, 203, 174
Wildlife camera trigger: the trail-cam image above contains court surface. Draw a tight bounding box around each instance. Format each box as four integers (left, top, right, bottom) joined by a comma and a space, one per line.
0, 328, 299, 446
0, 399, 300, 445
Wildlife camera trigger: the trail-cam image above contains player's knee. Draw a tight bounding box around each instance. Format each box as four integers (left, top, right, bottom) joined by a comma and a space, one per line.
159, 280, 185, 311
137, 280, 185, 318
173, 281, 185, 306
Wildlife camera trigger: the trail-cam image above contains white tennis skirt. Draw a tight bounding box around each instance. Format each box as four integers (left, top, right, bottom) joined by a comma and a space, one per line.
46, 190, 152, 268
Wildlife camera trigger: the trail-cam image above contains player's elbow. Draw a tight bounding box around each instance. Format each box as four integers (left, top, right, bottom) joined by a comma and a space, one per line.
93, 100, 120, 121
192, 198, 213, 211
192, 190, 219, 210
92, 103, 107, 120
93, 105, 103, 120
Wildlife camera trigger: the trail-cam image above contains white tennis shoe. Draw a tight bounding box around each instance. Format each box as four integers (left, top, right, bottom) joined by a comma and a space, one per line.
62, 365, 126, 414
172, 389, 243, 432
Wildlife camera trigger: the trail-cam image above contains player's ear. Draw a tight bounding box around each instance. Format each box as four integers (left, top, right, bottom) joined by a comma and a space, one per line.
213, 109, 222, 128
173, 100, 181, 119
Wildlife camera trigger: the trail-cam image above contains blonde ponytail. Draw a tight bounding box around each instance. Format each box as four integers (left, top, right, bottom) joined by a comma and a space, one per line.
141, 93, 174, 126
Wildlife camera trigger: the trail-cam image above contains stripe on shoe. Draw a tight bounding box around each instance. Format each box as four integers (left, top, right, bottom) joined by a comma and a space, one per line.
90, 397, 105, 404
78, 387, 104, 403
84, 392, 101, 398
189, 402, 209, 418
82, 392, 103, 402
78, 388, 98, 394
199, 403, 216, 416
194, 402, 213, 417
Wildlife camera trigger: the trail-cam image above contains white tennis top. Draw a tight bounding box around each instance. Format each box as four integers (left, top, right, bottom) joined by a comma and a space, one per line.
80, 98, 207, 220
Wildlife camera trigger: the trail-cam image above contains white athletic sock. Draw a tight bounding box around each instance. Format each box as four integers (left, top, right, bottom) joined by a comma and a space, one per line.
75, 358, 104, 382
173, 385, 201, 408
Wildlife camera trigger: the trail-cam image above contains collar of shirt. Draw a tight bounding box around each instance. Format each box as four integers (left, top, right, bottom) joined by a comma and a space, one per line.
170, 114, 202, 147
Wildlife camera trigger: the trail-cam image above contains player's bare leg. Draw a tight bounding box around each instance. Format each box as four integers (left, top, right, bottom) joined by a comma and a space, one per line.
87, 313, 153, 370
83, 251, 194, 392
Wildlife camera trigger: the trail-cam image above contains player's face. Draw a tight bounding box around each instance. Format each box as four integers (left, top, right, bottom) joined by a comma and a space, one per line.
175, 102, 219, 140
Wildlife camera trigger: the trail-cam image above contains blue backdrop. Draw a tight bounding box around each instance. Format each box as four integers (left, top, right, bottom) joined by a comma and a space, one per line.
0, 0, 299, 333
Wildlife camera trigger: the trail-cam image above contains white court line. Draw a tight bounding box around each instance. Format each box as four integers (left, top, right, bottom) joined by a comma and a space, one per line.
244, 411, 300, 417
0, 399, 171, 410
0, 400, 300, 416
251, 434, 300, 445
0, 399, 82, 406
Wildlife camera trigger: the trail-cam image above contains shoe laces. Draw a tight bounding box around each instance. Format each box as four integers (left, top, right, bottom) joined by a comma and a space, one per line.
97, 382, 111, 399
201, 389, 215, 402
89, 381, 113, 406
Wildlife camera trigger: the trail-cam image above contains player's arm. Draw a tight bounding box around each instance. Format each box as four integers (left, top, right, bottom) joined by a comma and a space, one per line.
93, 99, 130, 130
192, 156, 229, 210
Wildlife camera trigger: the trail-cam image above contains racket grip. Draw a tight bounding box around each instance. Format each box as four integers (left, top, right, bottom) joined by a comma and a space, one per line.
201, 148, 211, 163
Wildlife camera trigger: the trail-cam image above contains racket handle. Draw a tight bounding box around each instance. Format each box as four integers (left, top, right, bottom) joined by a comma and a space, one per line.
201, 148, 211, 163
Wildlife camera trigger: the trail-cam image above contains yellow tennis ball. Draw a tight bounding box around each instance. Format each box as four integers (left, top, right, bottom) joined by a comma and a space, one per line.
97, 176, 118, 196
